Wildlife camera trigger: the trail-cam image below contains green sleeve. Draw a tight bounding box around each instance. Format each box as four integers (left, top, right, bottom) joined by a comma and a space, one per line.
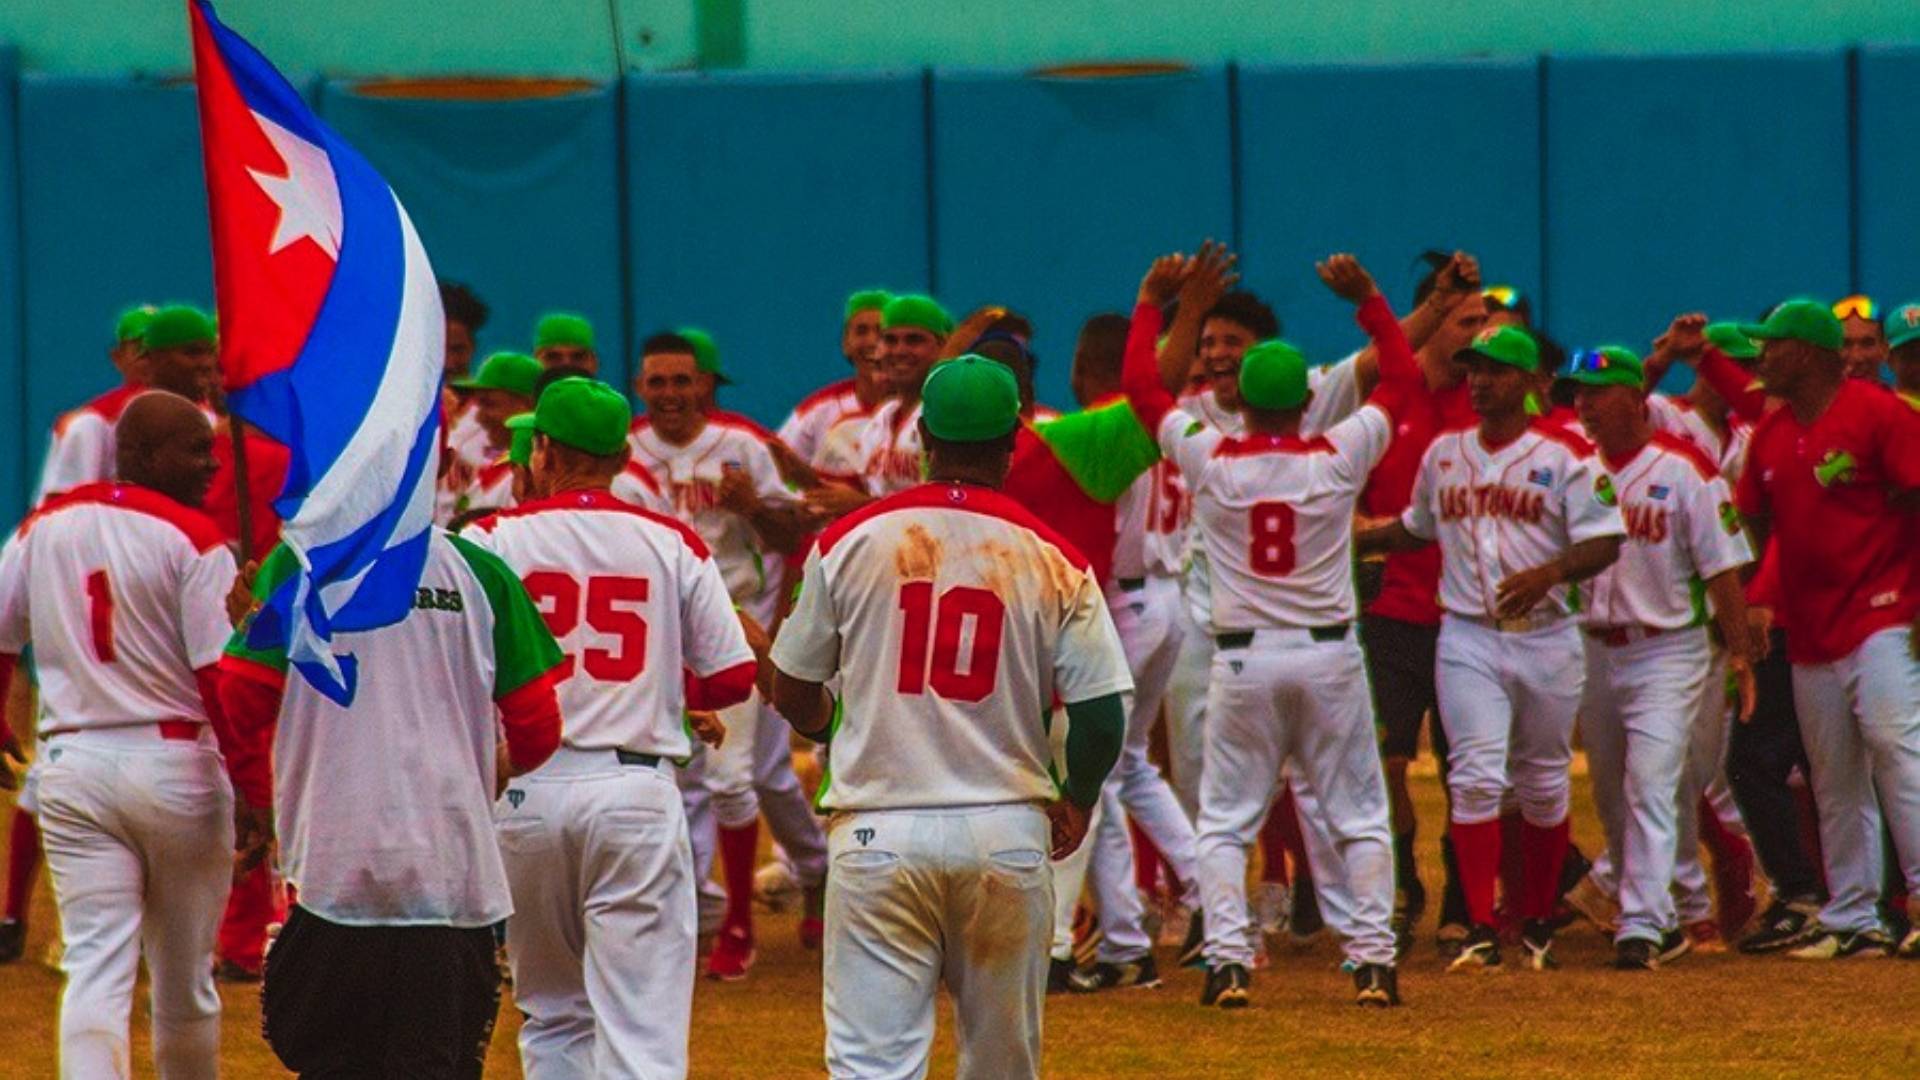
1034, 398, 1161, 504
447, 534, 565, 699
1060, 692, 1126, 809
223, 543, 301, 671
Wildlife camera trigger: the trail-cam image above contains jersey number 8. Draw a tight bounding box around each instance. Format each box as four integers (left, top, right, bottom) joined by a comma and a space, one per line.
895, 582, 1005, 703
1249, 501, 1297, 576
522, 572, 650, 682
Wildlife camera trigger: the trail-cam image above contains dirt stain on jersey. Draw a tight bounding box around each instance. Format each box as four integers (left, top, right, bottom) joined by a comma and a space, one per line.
893, 523, 943, 580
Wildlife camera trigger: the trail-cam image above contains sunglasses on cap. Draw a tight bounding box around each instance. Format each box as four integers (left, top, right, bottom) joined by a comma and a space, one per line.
1482, 285, 1523, 310
1832, 294, 1875, 320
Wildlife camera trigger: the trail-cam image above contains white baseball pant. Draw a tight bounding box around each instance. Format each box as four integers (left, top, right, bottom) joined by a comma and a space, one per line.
1163, 589, 1212, 822
35, 726, 233, 1080
1793, 626, 1920, 934
498, 748, 695, 1080
1195, 629, 1396, 969
824, 804, 1051, 1080
1046, 785, 1151, 963
704, 689, 828, 889
1435, 615, 1584, 827
1577, 627, 1712, 943
675, 749, 727, 937
1282, 766, 1364, 942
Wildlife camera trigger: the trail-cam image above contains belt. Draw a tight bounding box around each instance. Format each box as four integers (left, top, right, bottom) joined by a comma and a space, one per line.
1585, 625, 1670, 647
616, 750, 662, 768
1115, 577, 1147, 593
1460, 611, 1566, 634
1216, 625, 1349, 649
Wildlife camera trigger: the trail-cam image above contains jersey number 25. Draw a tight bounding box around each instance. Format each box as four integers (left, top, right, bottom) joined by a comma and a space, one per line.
522, 572, 650, 682
895, 582, 1005, 703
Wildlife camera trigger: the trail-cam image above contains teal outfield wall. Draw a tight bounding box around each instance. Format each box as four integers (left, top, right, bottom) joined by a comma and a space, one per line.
2, 48, 1918, 518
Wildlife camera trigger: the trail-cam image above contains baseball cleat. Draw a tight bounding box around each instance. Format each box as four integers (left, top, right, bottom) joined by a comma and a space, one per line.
1520, 920, 1559, 971
1199, 963, 1251, 1009
1563, 874, 1621, 935
1613, 937, 1659, 971
1352, 963, 1402, 1007
1657, 927, 1693, 966
1252, 881, 1291, 938
1787, 928, 1893, 960
1897, 927, 1920, 960
1067, 954, 1161, 992
1738, 899, 1822, 954
705, 926, 756, 981
1446, 925, 1502, 973
1685, 918, 1726, 954
0, 919, 23, 964
1435, 921, 1471, 959
1046, 956, 1080, 995
1176, 909, 1207, 969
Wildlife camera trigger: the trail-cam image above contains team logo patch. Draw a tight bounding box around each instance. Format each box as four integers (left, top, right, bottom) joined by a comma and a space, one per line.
1718, 500, 1741, 536
505, 789, 525, 809
1593, 474, 1618, 507
1528, 468, 1554, 489
1813, 449, 1856, 488
947, 486, 967, 504
414, 587, 465, 613
854, 827, 876, 847
1184, 420, 1205, 438
1648, 484, 1670, 501
1229, 660, 1244, 675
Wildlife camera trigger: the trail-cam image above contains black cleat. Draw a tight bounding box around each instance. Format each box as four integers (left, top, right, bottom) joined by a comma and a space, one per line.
1613, 937, 1658, 971
1521, 919, 1559, 971
1788, 927, 1894, 960
0, 919, 22, 964
1200, 963, 1251, 1009
1046, 956, 1080, 994
1656, 927, 1692, 966
1446, 923, 1502, 972
1353, 962, 1402, 1007
1738, 899, 1821, 954
1068, 953, 1161, 992
1177, 909, 1207, 969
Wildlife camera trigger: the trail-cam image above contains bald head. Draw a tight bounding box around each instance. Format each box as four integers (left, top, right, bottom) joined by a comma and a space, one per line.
116, 392, 219, 507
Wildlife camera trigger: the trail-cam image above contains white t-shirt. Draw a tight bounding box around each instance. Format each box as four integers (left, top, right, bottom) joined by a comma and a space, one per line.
771, 482, 1132, 811
1161, 403, 1393, 630
225, 530, 563, 927
778, 378, 863, 467
853, 399, 927, 496
1402, 423, 1626, 620
1583, 434, 1753, 630
628, 417, 796, 623
466, 490, 753, 759
0, 483, 236, 733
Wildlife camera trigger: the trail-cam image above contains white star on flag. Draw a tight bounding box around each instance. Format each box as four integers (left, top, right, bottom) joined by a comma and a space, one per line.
247, 111, 343, 259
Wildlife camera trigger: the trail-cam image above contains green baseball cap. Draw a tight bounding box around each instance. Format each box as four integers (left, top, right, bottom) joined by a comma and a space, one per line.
1738, 299, 1842, 351
922, 355, 1019, 442
1238, 340, 1310, 410
141, 304, 216, 350
881, 294, 953, 338
534, 312, 595, 351
1704, 322, 1760, 360
507, 376, 632, 457
1557, 345, 1644, 389
506, 417, 536, 467
454, 351, 541, 398
676, 326, 729, 385
1883, 302, 1920, 349
1456, 325, 1540, 373
115, 303, 158, 344
845, 289, 892, 322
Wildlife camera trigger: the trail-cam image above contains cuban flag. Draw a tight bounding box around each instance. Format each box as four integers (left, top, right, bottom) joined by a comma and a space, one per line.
190, 0, 442, 704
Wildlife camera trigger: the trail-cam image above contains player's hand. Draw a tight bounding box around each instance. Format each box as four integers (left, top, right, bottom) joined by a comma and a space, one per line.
1048, 800, 1093, 860
1177, 240, 1238, 312
803, 482, 872, 523
767, 439, 819, 491
1655, 313, 1709, 364
716, 464, 761, 516
1728, 654, 1759, 724
1315, 253, 1380, 305
1494, 563, 1561, 620
1425, 251, 1479, 305
232, 801, 275, 882
1746, 605, 1774, 648
688, 710, 727, 749
226, 561, 259, 629
941, 305, 1010, 360
1137, 253, 1192, 309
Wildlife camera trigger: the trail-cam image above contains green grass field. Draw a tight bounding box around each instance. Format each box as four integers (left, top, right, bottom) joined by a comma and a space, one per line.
4, 764, 1918, 1078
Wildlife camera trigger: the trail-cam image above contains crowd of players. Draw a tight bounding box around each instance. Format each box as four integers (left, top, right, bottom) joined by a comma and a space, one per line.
0, 241, 1916, 1077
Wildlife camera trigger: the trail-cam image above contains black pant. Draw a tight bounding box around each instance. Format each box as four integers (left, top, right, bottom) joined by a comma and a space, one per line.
1360, 613, 1452, 766
1725, 632, 1824, 903
263, 905, 502, 1079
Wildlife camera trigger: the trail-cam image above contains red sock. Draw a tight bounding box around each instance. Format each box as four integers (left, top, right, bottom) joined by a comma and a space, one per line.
217, 863, 278, 972
1258, 807, 1291, 886
1450, 818, 1502, 928
5, 809, 40, 924
1519, 818, 1571, 921
717, 821, 759, 940
1129, 820, 1164, 896
1497, 810, 1524, 920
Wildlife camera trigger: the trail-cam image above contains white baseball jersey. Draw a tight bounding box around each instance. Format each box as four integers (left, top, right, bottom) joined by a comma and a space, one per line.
812, 410, 874, 483
610, 459, 673, 515
1402, 422, 1626, 619
771, 482, 1132, 811
446, 406, 493, 470
0, 483, 236, 732
1187, 351, 1361, 441
1112, 459, 1188, 580
778, 378, 862, 467
1161, 403, 1393, 630
628, 417, 796, 609
852, 399, 926, 496
467, 490, 753, 760
1582, 434, 1752, 630
35, 384, 144, 503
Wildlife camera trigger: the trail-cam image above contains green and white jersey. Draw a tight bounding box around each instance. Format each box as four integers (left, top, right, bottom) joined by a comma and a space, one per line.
225, 529, 563, 927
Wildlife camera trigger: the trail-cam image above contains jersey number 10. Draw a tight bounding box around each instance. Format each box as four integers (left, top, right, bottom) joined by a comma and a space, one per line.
895, 582, 1005, 702
522, 572, 650, 682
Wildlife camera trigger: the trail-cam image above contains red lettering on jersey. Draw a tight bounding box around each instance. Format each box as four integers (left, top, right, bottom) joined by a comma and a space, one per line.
1622, 503, 1669, 545
1438, 484, 1545, 524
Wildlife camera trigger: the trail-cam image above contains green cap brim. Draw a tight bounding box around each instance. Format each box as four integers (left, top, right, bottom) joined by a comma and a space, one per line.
1455, 344, 1538, 373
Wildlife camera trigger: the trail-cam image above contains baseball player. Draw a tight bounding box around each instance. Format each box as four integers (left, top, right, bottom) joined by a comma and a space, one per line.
468, 379, 757, 1078
768, 355, 1129, 1079
778, 290, 893, 471
0, 393, 244, 1077
852, 295, 955, 497
1556, 346, 1756, 969
439, 351, 540, 523
32, 305, 156, 503
1360, 324, 1625, 973
628, 330, 826, 978
1833, 294, 1888, 382
1889, 301, 1920, 407
1152, 255, 1419, 1008
1732, 300, 1920, 959
533, 311, 600, 375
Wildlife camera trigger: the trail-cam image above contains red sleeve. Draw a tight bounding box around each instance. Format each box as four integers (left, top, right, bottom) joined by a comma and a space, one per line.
1745, 537, 1782, 613
1122, 302, 1175, 435
684, 659, 758, 712
214, 658, 282, 807
1697, 347, 1767, 423
1357, 293, 1419, 389
497, 670, 562, 774
1734, 432, 1766, 517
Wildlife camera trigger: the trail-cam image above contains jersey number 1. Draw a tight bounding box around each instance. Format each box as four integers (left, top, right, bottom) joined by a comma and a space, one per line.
1249, 501, 1297, 576
86, 570, 115, 663
523, 573, 650, 682
895, 582, 1005, 702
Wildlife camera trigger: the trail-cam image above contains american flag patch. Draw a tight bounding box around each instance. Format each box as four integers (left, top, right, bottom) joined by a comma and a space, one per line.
1528, 468, 1553, 488
1648, 485, 1670, 500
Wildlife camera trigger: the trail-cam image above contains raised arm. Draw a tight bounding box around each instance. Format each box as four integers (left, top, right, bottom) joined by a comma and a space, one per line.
1155, 241, 1235, 395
